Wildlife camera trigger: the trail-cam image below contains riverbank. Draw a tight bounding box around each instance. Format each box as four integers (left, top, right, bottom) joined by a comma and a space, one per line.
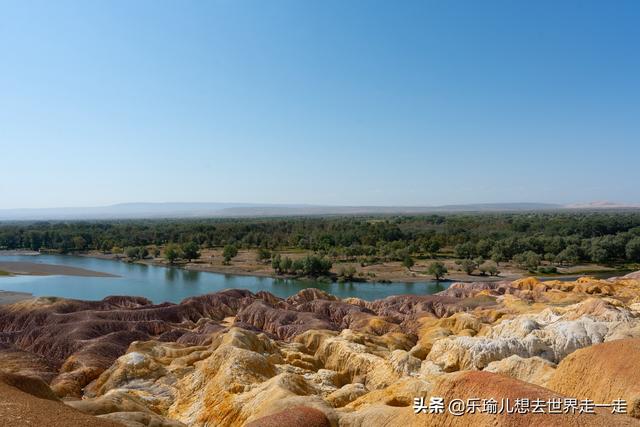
82, 249, 512, 283
0, 290, 33, 304
80, 248, 628, 284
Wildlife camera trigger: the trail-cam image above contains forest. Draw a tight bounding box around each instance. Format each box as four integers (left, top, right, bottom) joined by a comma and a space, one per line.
1, 212, 640, 268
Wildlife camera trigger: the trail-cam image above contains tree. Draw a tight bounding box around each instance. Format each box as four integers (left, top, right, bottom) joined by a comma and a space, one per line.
338, 265, 357, 280
402, 256, 415, 270
223, 244, 238, 264
475, 239, 493, 258
164, 244, 180, 264
72, 236, 87, 251
590, 235, 625, 264
125, 246, 148, 260
181, 241, 200, 262
627, 237, 640, 262
425, 240, 441, 257
479, 261, 500, 276
271, 254, 282, 273
456, 258, 477, 275
555, 245, 580, 266
454, 242, 475, 259
427, 261, 448, 280
125, 246, 140, 259
257, 248, 272, 263
300, 255, 332, 276
544, 253, 556, 264
280, 256, 293, 274
291, 258, 304, 273
490, 246, 506, 266
111, 246, 124, 258
139, 246, 149, 259
514, 251, 541, 271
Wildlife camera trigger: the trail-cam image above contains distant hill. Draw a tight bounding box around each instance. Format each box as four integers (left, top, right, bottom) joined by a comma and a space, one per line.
564, 201, 640, 209
213, 203, 564, 217
2, 201, 640, 221
0, 203, 271, 221
0, 201, 570, 220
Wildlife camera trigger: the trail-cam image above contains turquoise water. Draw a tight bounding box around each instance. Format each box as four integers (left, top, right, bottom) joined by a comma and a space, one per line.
0, 255, 449, 303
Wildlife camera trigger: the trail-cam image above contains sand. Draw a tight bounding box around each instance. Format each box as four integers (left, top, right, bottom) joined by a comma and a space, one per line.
0, 261, 118, 277
0, 291, 33, 305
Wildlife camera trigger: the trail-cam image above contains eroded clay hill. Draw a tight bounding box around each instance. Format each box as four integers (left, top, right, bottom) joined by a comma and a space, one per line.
2, 272, 640, 426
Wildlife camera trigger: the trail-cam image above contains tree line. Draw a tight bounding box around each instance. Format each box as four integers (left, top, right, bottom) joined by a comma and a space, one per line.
1, 212, 640, 266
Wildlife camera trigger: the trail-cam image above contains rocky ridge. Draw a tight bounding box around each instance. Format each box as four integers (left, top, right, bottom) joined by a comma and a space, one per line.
1, 273, 640, 426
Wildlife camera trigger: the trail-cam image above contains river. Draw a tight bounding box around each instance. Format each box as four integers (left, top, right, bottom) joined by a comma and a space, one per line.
0, 254, 450, 303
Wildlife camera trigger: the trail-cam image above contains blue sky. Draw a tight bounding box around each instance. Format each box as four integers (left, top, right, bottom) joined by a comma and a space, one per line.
1, 0, 638, 208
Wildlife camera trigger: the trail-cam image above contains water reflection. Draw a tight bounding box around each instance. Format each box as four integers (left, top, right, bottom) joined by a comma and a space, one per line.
165, 268, 178, 282
182, 270, 200, 283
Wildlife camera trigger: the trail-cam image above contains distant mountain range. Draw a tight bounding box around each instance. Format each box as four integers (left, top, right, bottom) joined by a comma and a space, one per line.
0, 201, 639, 221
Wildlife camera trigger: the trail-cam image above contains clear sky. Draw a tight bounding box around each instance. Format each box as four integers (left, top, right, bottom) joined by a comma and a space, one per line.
1, 0, 639, 208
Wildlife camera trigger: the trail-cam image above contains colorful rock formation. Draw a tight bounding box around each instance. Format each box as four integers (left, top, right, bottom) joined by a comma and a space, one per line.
2, 273, 640, 426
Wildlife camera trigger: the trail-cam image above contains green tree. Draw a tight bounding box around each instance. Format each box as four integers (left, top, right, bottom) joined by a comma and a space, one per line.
72, 236, 87, 251
402, 256, 415, 270
457, 258, 477, 275
138, 246, 149, 259
490, 246, 506, 266
475, 239, 493, 258
427, 261, 448, 280
626, 237, 640, 262
300, 255, 332, 276
425, 240, 441, 257
125, 246, 139, 259
555, 245, 580, 266
280, 256, 293, 274
257, 248, 272, 263
454, 242, 475, 259
338, 265, 357, 281
164, 244, 180, 264
271, 254, 282, 273
181, 241, 200, 262
291, 258, 304, 273
125, 246, 148, 260
514, 251, 541, 271
223, 244, 238, 264
479, 261, 500, 276
111, 246, 124, 257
